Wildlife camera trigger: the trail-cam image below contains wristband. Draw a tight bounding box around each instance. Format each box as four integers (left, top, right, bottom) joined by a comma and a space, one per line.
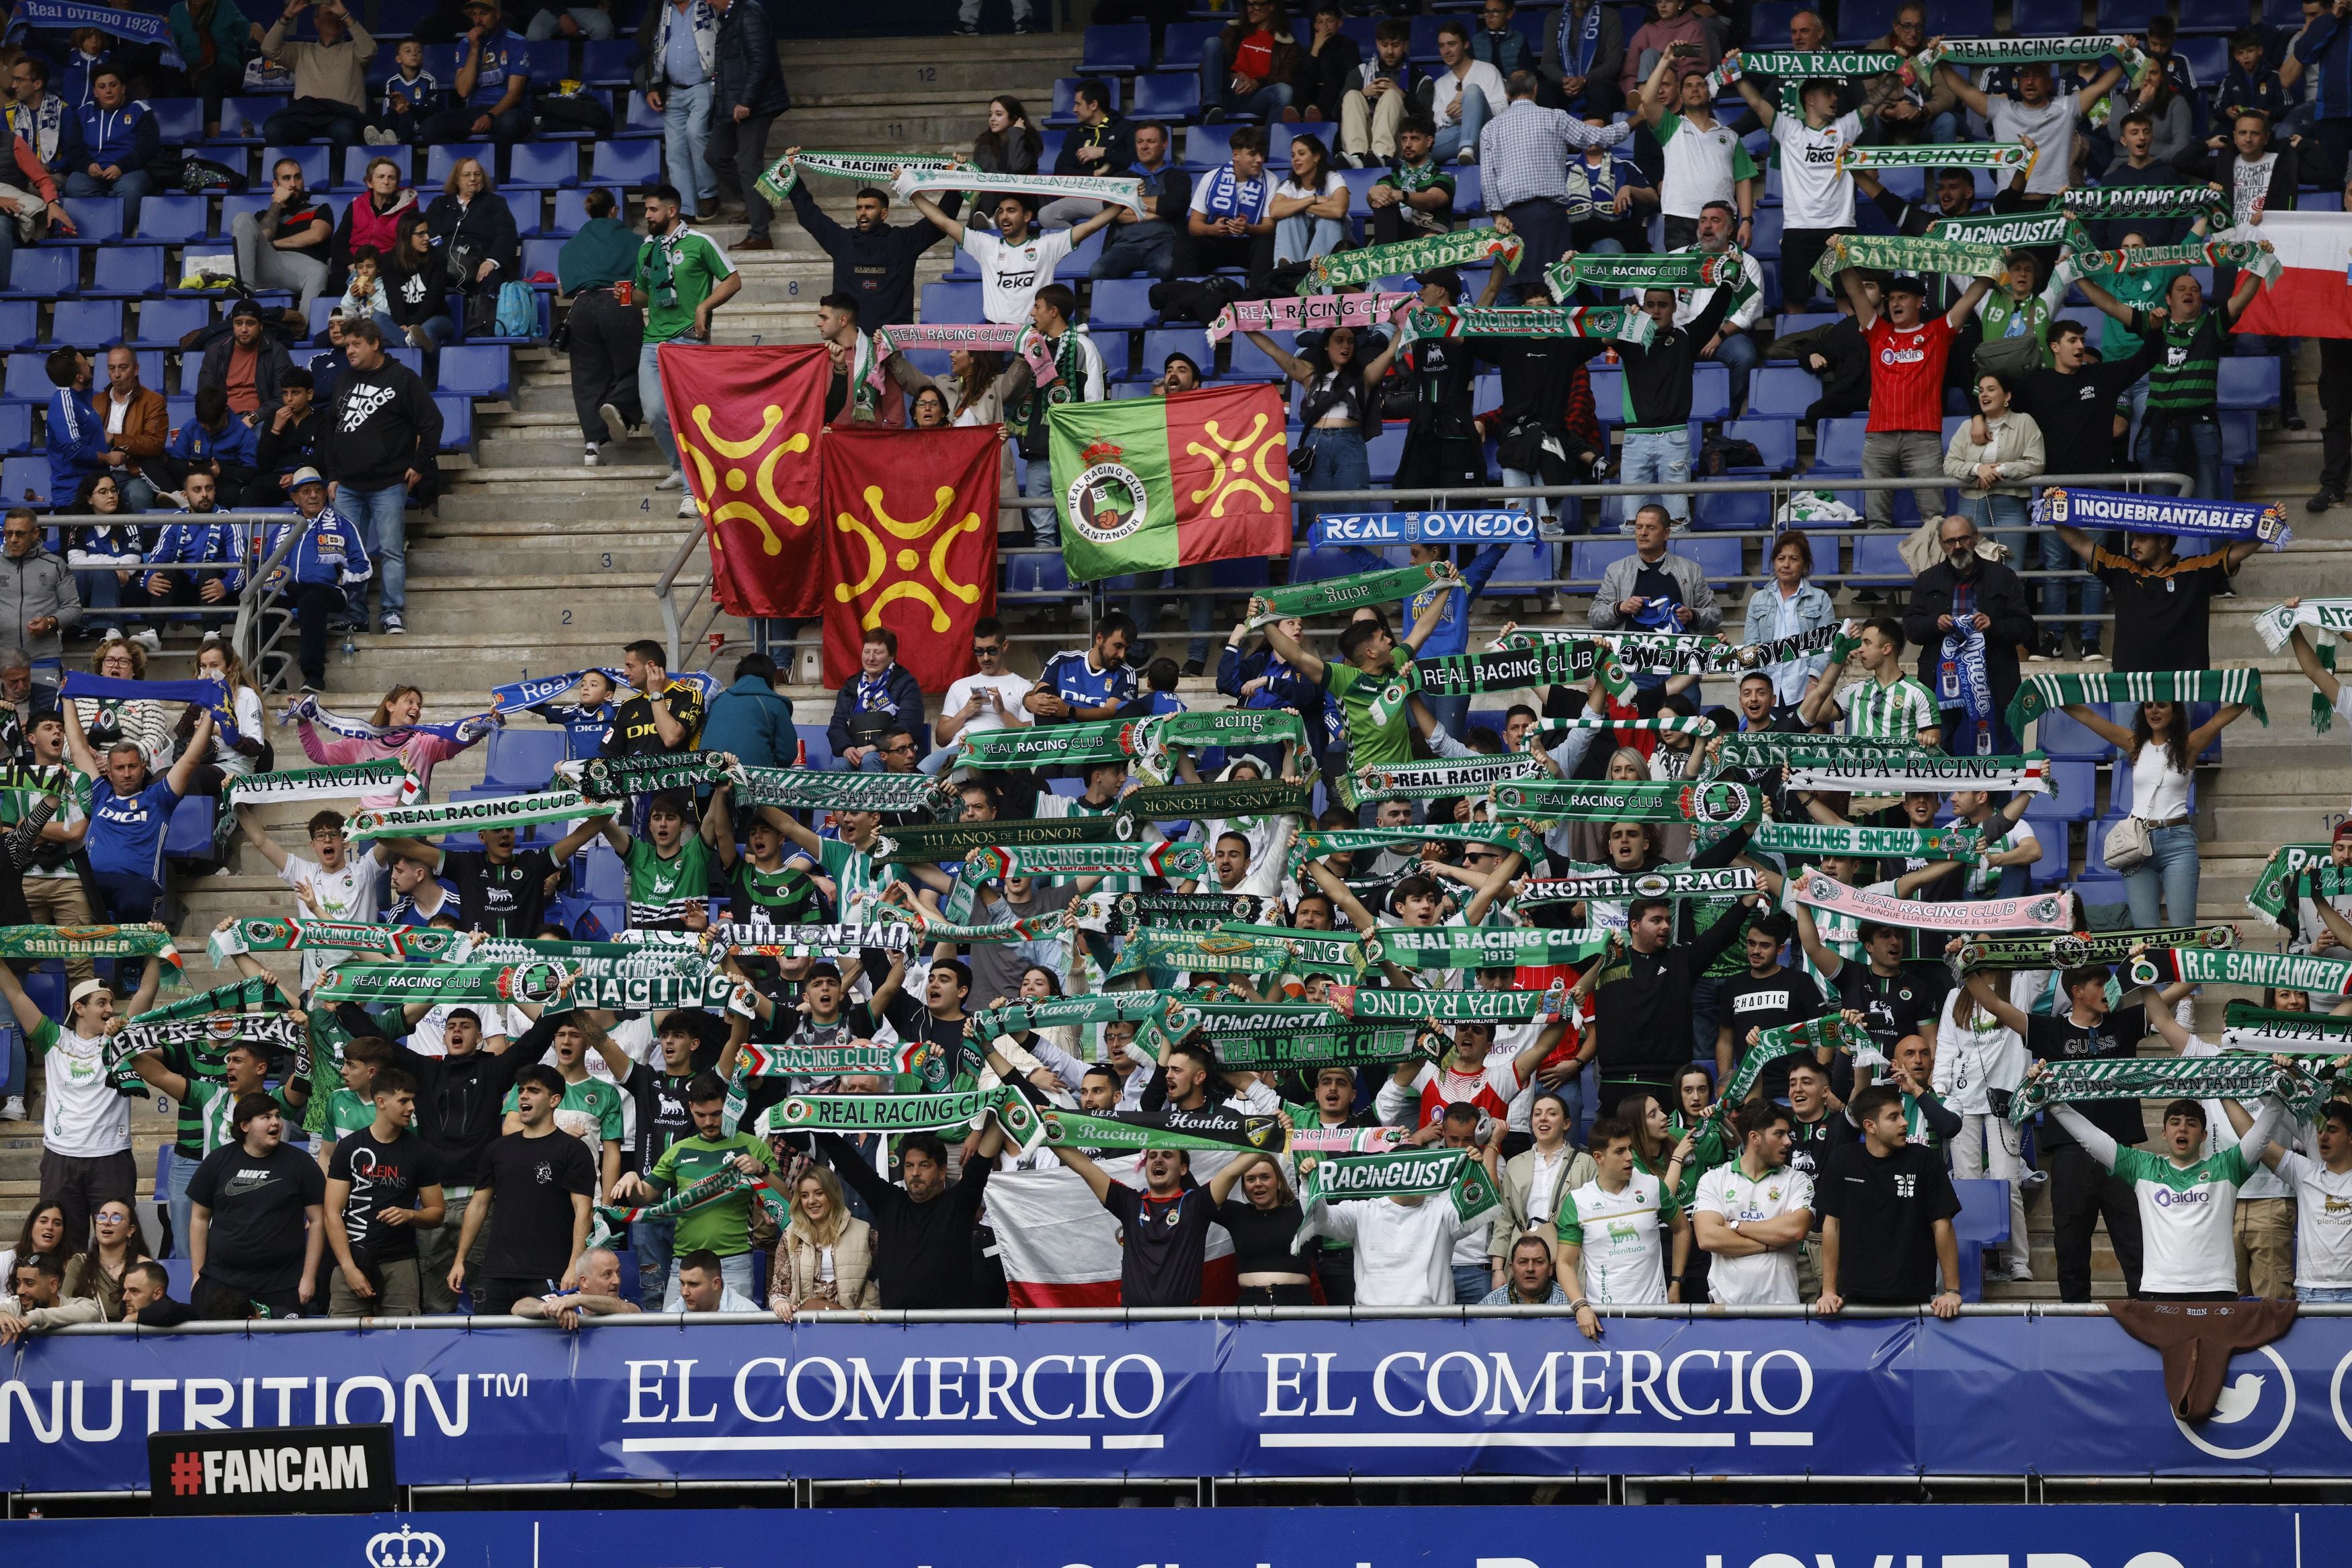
1570, 1297, 1591, 1312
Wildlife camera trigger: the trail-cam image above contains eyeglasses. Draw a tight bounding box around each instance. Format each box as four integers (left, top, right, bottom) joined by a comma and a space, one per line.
1940, 535, 1977, 549
882, 740, 916, 753
95, 1212, 128, 1224
972, 643, 1005, 656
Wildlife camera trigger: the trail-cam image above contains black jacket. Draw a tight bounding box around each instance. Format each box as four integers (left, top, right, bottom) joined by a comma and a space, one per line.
713, 0, 791, 118
815, 1131, 991, 1309
1054, 112, 1134, 177
388, 1012, 550, 1174
425, 191, 521, 292
319, 356, 442, 490
1296, 34, 1363, 121
254, 404, 325, 478
1902, 557, 2038, 717
197, 333, 296, 412
788, 182, 956, 329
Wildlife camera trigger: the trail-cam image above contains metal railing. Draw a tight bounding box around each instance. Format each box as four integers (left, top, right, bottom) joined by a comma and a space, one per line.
654, 470, 2194, 675
227, 521, 319, 695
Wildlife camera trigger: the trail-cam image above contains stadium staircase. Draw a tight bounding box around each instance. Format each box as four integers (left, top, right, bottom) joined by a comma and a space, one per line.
3, 23, 2349, 1303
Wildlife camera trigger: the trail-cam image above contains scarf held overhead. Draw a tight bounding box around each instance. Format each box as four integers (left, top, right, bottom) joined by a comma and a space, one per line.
1813, 234, 2009, 293
2245, 844, 2350, 928
1788, 869, 2074, 932
1949, 925, 2235, 976
1247, 562, 1456, 628
60, 672, 245, 746
1542, 250, 1747, 300
346, 788, 605, 841
892, 165, 1144, 216
2008, 669, 2266, 734
1490, 779, 1759, 826
2130, 946, 2352, 998
2009, 1056, 2320, 1127
1402, 304, 1655, 349
222, 759, 417, 808
1300, 229, 1522, 294
755, 148, 967, 204
1206, 292, 1419, 344
2034, 486, 2290, 552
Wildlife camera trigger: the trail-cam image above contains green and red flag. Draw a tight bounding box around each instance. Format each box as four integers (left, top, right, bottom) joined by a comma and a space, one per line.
1047, 384, 1292, 583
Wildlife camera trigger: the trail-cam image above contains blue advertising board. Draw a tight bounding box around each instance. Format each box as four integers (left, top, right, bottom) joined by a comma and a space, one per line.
0, 1504, 2332, 1567
10, 1317, 2352, 1491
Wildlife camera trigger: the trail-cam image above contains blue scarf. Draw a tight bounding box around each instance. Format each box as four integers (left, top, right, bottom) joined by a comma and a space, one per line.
2034, 486, 2291, 552
491, 668, 631, 713
854, 669, 898, 715
1560, 1, 1601, 82
60, 672, 243, 745
282, 692, 498, 747
4, 0, 181, 68
1937, 589, 1994, 756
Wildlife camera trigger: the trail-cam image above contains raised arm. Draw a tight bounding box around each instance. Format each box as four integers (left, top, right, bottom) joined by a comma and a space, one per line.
234, 799, 292, 872
1261, 618, 1327, 684
909, 189, 965, 242
1730, 67, 1777, 127
2048, 1100, 2121, 1170
1243, 329, 1317, 385
1936, 60, 1992, 118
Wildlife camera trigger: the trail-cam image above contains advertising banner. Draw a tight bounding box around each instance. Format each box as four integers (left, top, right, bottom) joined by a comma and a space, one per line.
0, 1503, 2330, 1566
12, 1317, 2352, 1490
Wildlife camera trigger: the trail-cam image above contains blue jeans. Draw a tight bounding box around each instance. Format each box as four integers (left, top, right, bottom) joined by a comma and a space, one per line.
167, 1145, 198, 1259
1503, 465, 1580, 533
0, 1022, 21, 1098
76, 565, 125, 635
65, 167, 153, 230
1128, 564, 1216, 666
1620, 427, 1691, 523
663, 1248, 755, 1309
660, 79, 719, 212
1275, 214, 1349, 265
2122, 821, 2199, 928
2138, 415, 2222, 500
1451, 1262, 1490, 1305
1971, 492, 2032, 579
1712, 331, 1760, 417
2300, 1285, 2352, 1302
1299, 424, 1369, 529
1200, 40, 1295, 118
1021, 455, 1058, 546
1091, 223, 1175, 280
336, 482, 409, 623
639, 339, 680, 472
2040, 514, 2104, 652
1431, 87, 1490, 162
630, 1215, 674, 1307
526, 5, 616, 36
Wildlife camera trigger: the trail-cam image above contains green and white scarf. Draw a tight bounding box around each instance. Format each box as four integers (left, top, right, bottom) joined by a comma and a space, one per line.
1040, 1106, 1291, 1152
1927, 208, 2091, 253
970, 841, 1204, 882
1130, 709, 1312, 783
207, 915, 470, 967
2253, 599, 2352, 733
1073, 891, 1278, 934
2220, 1002, 2352, 1055
2008, 668, 2265, 735
110, 1011, 305, 1065
1377, 924, 1611, 969
1490, 779, 1759, 826
969, 992, 1181, 1041
1330, 979, 1568, 1022
961, 717, 1142, 771
734, 1039, 925, 1078
2009, 1056, 2318, 1127
1300, 228, 1522, 294
2046, 239, 2281, 310
1517, 866, 1759, 907
1707, 731, 1917, 771
892, 164, 1144, 216
1812, 233, 2009, 293
0, 924, 181, 971
876, 908, 1066, 945
1788, 868, 2072, 932
1780, 750, 2054, 795
1286, 823, 1538, 877
313, 961, 575, 1006
1915, 36, 2146, 77
1718, 1015, 1870, 1108
128, 976, 280, 1027
579, 752, 740, 801
701, 921, 919, 957
0, 762, 82, 801
589, 1164, 792, 1252
2130, 947, 2352, 998
1107, 925, 1371, 982
1706, 48, 1902, 102
1135, 1004, 1433, 1070
2247, 845, 2351, 928
1837, 141, 2035, 177
223, 758, 415, 808
876, 815, 1117, 864
1402, 304, 1654, 348
2061, 183, 2232, 230
1247, 562, 1456, 628
733, 765, 958, 818
1542, 249, 1746, 300
1116, 779, 1312, 826
1345, 754, 1546, 806
1542, 713, 1718, 737
1293, 1147, 1471, 1243
763, 1088, 1005, 1135
1409, 640, 1605, 701
1949, 925, 2234, 977
347, 787, 604, 841
755, 148, 966, 205
1753, 822, 1985, 861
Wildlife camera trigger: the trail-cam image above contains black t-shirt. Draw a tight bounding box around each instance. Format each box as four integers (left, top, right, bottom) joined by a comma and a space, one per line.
326, 1127, 441, 1263
1835, 961, 1939, 1063
2026, 1006, 2148, 1150
187, 1140, 327, 1293
1786, 1112, 1841, 1231
442, 847, 556, 939
1720, 966, 1826, 1102
475, 1128, 599, 1282
608, 683, 706, 756
1816, 1139, 1962, 1304
274, 195, 335, 245
620, 1049, 719, 1172
1102, 1182, 1218, 1307
2091, 546, 2234, 674
1216, 1194, 1305, 1276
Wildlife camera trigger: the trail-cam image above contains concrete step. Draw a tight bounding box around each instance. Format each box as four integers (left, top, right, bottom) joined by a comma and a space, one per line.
386, 576, 667, 636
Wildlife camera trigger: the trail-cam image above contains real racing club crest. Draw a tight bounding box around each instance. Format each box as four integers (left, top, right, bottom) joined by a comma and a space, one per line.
1068, 439, 1149, 548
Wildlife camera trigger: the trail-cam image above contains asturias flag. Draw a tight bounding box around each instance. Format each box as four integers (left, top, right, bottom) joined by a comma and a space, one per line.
2233, 211, 2352, 341
1047, 384, 1292, 582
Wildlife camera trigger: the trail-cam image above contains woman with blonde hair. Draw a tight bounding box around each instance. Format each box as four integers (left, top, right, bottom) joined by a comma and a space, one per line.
73, 633, 175, 773
189, 635, 267, 779
1214, 1151, 1310, 1305
293, 682, 485, 808
424, 157, 519, 334
769, 1164, 878, 1316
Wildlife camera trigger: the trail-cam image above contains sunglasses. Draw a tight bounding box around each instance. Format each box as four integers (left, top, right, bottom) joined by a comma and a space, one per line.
972, 643, 1005, 656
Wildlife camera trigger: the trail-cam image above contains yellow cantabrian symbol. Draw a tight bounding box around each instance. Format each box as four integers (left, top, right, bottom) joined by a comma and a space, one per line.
675, 402, 812, 555
833, 484, 983, 631
1183, 412, 1290, 517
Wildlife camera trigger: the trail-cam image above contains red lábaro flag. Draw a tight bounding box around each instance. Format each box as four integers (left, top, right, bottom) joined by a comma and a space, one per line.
2232, 212, 2352, 340
818, 424, 1002, 693
659, 342, 829, 619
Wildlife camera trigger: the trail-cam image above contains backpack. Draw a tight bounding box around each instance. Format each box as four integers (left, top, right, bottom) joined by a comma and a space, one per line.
494, 281, 540, 339
1698, 433, 1764, 475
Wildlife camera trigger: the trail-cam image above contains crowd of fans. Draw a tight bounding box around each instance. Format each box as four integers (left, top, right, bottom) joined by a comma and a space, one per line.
0, 2, 2347, 1334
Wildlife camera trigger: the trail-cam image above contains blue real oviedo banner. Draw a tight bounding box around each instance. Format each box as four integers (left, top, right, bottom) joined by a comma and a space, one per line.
12, 1317, 2352, 1490
0, 1504, 2331, 1567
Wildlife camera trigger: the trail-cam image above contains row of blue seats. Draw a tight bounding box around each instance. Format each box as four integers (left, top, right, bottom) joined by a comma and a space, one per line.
0, 398, 478, 503
173, 129, 660, 194
0, 341, 508, 400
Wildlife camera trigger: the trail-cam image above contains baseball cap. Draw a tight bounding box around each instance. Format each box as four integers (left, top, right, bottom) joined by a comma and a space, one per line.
287, 466, 326, 489
68, 978, 108, 1010
2333, 822, 2352, 844
1885, 275, 1927, 296
1417, 267, 1464, 300
228, 298, 264, 321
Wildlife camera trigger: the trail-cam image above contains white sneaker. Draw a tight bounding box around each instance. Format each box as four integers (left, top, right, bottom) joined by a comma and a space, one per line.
363, 126, 392, 145
132, 627, 163, 654
0, 1095, 22, 1122
597, 402, 632, 442
583, 441, 600, 466
655, 470, 686, 491
677, 495, 698, 518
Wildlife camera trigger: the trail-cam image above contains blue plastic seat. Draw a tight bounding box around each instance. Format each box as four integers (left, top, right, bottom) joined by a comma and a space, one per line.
1691, 488, 1770, 533
1132, 73, 1203, 124
507, 140, 581, 189
440, 346, 512, 398
4, 250, 75, 298
54, 198, 122, 247
220, 97, 278, 140
2030, 704, 2118, 760
1054, 231, 1104, 278
589, 139, 663, 187
485, 727, 567, 791
544, 187, 595, 237
1046, 75, 1125, 127
2009, 0, 2083, 31
51, 300, 124, 347
1089, 277, 1158, 329
434, 393, 474, 451
581, 38, 636, 85
163, 795, 217, 858
2025, 761, 2097, 824
134, 193, 212, 243
2218, 355, 2280, 410
3, 454, 52, 505
1723, 416, 1797, 472
0, 406, 30, 454
1688, 361, 1730, 421
1831, 0, 1894, 40
1750, 364, 1819, 418
1228, 331, 1293, 380
1365, 427, 1405, 482
132, 297, 211, 348
1814, 416, 1868, 470
1845, 532, 1911, 583
1080, 23, 1152, 71
922, 280, 984, 322
0, 302, 37, 350
89, 248, 167, 298
427, 142, 497, 187
261, 145, 333, 188
2095, 0, 2164, 29
1137, 329, 1200, 382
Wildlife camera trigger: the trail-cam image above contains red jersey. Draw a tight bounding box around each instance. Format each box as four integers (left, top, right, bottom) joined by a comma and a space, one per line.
1863, 314, 1956, 433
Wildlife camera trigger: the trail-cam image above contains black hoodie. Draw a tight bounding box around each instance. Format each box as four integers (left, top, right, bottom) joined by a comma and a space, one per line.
319, 355, 442, 491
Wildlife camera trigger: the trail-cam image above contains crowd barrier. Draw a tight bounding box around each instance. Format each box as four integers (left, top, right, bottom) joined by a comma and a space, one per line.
10, 1308, 2352, 1493
0, 1503, 2333, 1563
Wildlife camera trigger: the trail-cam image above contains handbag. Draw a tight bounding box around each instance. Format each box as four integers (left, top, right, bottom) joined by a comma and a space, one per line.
2103, 814, 2154, 873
